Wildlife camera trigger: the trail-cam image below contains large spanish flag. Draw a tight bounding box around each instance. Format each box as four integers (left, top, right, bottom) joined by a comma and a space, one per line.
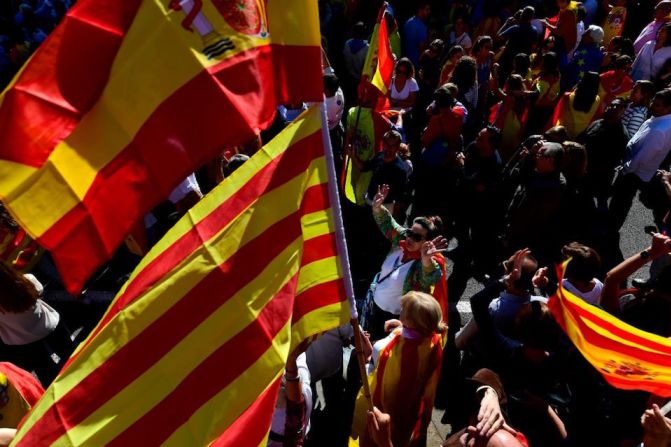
0, 0, 323, 294
549, 261, 671, 397
10, 105, 351, 446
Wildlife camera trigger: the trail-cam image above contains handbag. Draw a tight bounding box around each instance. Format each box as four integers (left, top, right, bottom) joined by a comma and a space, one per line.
360, 255, 414, 329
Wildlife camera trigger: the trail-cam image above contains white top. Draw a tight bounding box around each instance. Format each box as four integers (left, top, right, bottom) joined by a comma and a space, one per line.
0, 274, 59, 345
632, 41, 671, 81
325, 88, 345, 130
390, 77, 420, 111
563, 278, 603, 305
450, 31, 472, 50
145, 173, 202, 228
622, 113, 671, 182
373, 248, 414, 314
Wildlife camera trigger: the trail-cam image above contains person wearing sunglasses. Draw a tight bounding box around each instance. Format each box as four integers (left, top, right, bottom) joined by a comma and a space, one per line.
362, 184, 448, 342
389, 58, 420, 113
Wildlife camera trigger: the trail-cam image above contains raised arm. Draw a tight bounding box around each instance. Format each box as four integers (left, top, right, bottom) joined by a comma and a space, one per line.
372, 184, 406, 247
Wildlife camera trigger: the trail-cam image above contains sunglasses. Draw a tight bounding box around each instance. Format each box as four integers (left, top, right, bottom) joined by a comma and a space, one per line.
405, 229, 426, 242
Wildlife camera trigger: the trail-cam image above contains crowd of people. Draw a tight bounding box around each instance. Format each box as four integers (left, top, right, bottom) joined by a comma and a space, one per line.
2, 0, 671, 446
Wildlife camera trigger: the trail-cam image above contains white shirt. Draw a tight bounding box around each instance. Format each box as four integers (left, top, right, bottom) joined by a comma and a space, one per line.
563, 278, 603, 305
373, 248, 413, 314
632, 41, 671, 81
0, 274, 59, 345
390, 77, 420, 111
449, 31, 472, 50
622, 113, 671, 181
325, 88, 345, 130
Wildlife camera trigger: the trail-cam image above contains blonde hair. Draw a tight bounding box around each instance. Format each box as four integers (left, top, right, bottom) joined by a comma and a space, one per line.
400, 292, 447, 337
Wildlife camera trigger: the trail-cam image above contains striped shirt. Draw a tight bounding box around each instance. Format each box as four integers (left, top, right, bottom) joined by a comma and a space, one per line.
622, 105, 648, 138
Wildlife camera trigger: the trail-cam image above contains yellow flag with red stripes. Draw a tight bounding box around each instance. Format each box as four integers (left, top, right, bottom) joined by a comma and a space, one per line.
0, 0, 323, 294
11, 105, 351, 446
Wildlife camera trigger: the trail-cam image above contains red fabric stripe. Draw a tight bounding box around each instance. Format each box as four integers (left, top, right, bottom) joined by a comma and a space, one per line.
63, 130, 324, 368
300, 232, 337, 267
373, 332, 400, 406
0, 0, 142, 167
210, 378, 282, 447
301, 181, 330, 215
107, 276, 298, 446
16, 210, 306, 446
38, 44, 323, 295
561, 288, 671, 354
601, 374, 671, 397
293, 279, 347, 323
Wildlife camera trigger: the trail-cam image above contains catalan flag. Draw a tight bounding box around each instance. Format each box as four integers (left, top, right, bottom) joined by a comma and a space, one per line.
549, 261, 671, 397
359, 3, 395, 111
10, 105, 351, 446
0, 0, 323, 294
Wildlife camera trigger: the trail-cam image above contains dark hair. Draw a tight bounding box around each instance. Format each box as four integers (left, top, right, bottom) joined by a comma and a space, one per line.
544, 125, 568, 143
658, 23, 671, 47
520, 5, 535, 22
515, 301, 558, 348
323, 73, 339, 94
447, 45, 464, 59
541, 142, 565, 171
413, 216, 443, 239
503, 253, 538, 292
506, 73, 525, 92
353, 21, 367, 40
472, 36, 493, 55
0, 262, 38, 313
433, 86, 455, 108
541, 52, 559, 77
635, 80, 656, 103
655, 88, 671, 108
449, 55, 477, 94
619, 38, 635, 58
395, 57, 415, 78
614, 54, 632, 69
513, 53, 530, 78
562, 242, 602, 283
485, 125, 502, 147
561, 141, 587, 178
573, 72, 600, 113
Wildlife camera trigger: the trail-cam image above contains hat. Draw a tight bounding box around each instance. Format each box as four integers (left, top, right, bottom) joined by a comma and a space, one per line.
585, 25, 604, 44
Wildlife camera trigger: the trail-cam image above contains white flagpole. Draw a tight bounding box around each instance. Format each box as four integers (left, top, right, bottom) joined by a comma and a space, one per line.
319, 100, 374, 410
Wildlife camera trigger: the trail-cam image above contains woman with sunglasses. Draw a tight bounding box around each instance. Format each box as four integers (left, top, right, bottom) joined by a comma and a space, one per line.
362, 184, 449, 341
389, 58, 420, 113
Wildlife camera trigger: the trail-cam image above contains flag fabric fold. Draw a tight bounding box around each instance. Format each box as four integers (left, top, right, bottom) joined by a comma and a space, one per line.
0, 0, 323, 294
10, 105, 350, 446
549, 261, 671, 397
359, 3, 395, 112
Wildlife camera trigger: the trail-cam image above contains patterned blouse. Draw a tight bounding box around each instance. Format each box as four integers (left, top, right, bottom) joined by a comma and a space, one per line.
373, 208, 442, 293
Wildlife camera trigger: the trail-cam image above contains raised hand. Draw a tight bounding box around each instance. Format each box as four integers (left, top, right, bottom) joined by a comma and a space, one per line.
649, 233, 671, 258
372, 184, 390, 213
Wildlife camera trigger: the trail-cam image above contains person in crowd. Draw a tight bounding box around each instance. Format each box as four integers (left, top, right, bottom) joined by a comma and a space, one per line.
526, 52, 561, 136
609, 88, 671, 233
541, 0, 578, 66
450, 16, 472, 53
352, 291, 446, 447
488, 74, 530, 161
562, 25, 605, 91
439, 45, 464, 86
578, 97, 629, 210
362, 184, 447, 342
623, 79, 656, 137
632, 22, 671, 82
561, 243, 604, 305
389, 58, 420, 113
417, 39, 445, 94
343, 22, 370, 85
633, 0, 671, 54
553, 71, 603, 139
402, 2, 430, 67
496, 6, 539, 83
598, 54, 634, 106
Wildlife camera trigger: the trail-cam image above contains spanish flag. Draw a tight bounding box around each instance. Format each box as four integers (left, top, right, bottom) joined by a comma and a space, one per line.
549, 261, 671, 397
359, 2, 395, 111
10, 105, 351, 446
0, 0, 323, 294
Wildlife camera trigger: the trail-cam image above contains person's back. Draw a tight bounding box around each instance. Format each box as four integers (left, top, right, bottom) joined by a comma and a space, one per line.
402, 3, 430, 66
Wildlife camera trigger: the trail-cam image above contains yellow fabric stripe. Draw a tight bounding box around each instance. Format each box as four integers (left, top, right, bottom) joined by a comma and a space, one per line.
561, 286, 671, 348
296, 256, 341, 294
301, 209, 335, 242
112, 107, 322, 281
290, 302, 350, 352
3, 1, 322, 238
50, 242, 301, 446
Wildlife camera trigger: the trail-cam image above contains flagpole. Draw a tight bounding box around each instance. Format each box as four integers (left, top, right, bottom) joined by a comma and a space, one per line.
319, 101, 375, 411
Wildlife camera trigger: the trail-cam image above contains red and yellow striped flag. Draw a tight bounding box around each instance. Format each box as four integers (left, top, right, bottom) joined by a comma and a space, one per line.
0, 0, 323, 294
359, 3, 394, 111
10, 105, 351, 446
549, 261, 671, 396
